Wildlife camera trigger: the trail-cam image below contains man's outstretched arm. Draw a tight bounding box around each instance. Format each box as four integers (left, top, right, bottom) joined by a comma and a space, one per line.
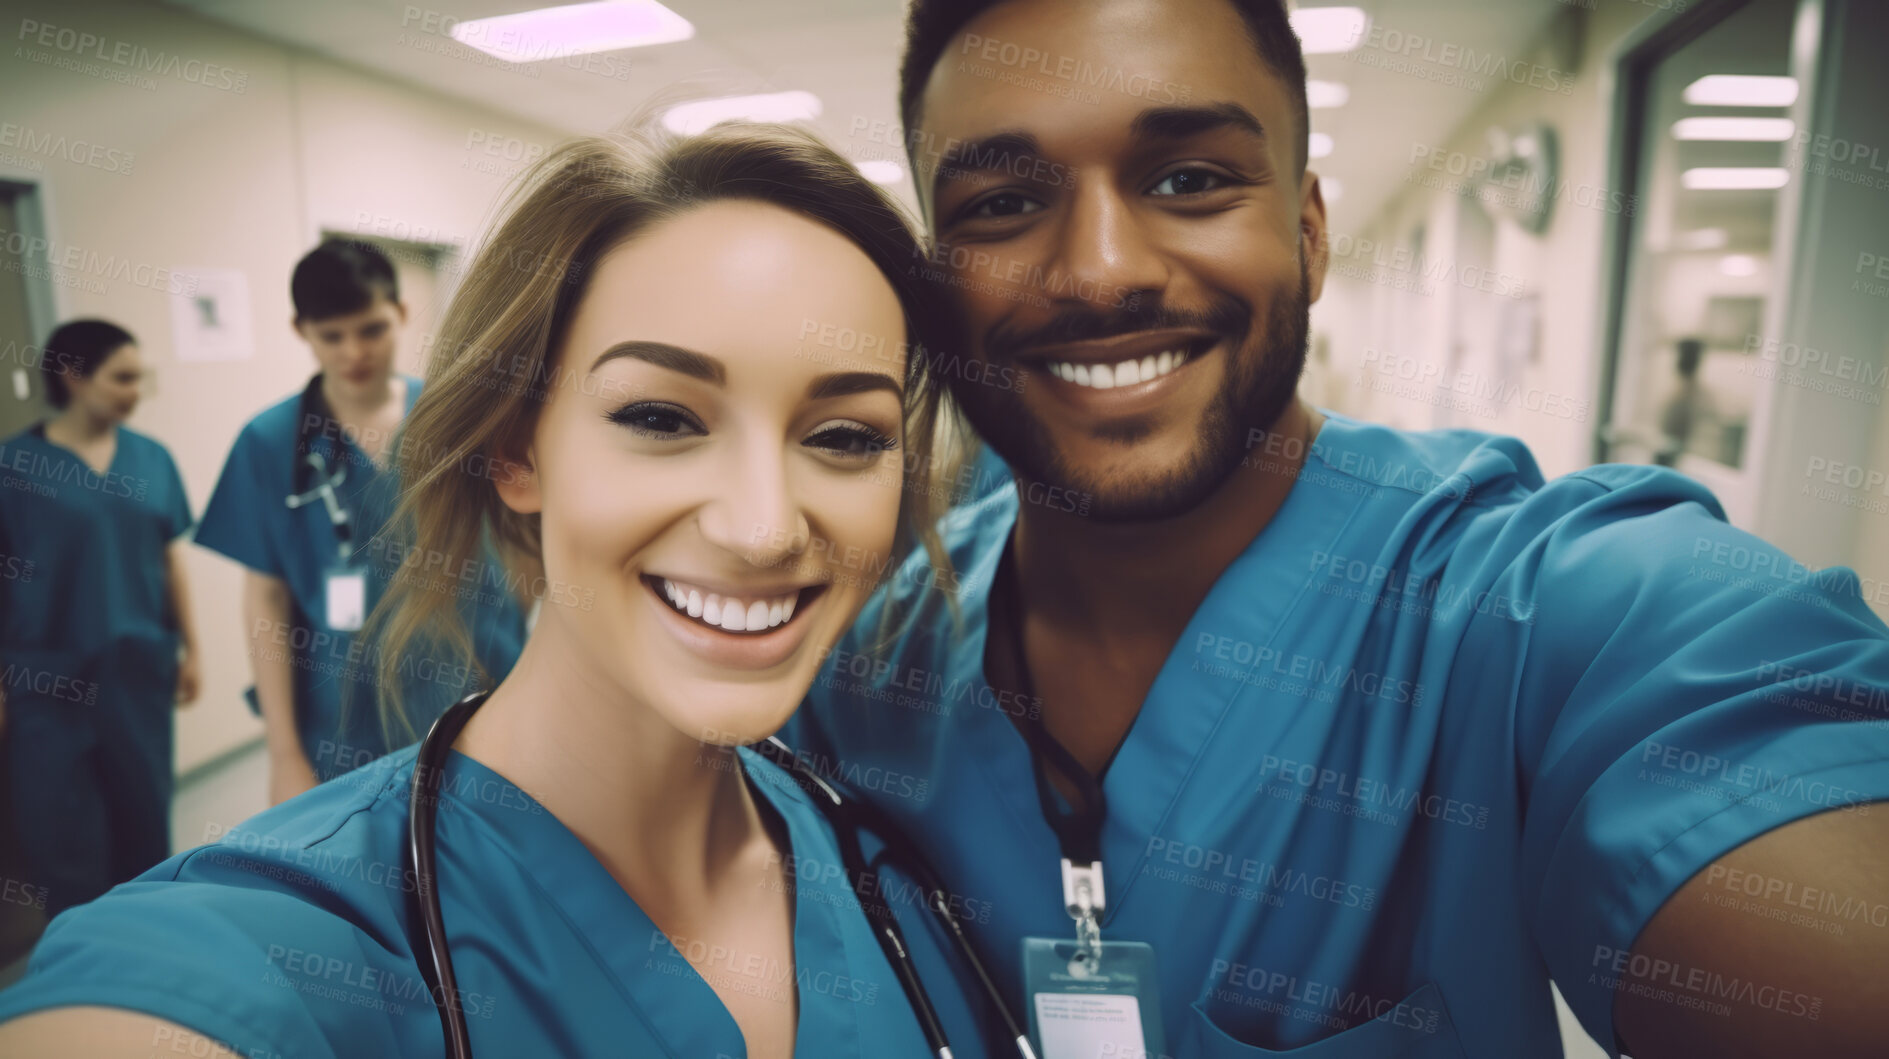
1615, 805, 1889, 1057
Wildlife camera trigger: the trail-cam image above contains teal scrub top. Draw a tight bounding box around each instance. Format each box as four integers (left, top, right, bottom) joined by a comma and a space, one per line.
0, 743, 934, 1057
0, 424, 193, 692
193, 378, 526, 777
782, 410, 1889, 1058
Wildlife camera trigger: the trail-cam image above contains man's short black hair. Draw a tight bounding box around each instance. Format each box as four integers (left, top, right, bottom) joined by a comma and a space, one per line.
291, 238, 400, 322
40, 318, 135, 408
898, 0, 1311, 174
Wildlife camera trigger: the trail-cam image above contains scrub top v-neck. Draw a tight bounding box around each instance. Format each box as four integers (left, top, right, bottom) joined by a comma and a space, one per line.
0, 744, 930, 1057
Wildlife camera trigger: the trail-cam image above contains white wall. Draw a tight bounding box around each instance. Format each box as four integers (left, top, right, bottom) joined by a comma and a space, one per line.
0, 0, 565, 770
1310, 1, 1658, 482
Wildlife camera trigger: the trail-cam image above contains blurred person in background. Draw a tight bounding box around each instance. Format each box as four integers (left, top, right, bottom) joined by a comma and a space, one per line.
191, 239, 526, 803
0, 319, 198, 919
1655, 336, 1723, 467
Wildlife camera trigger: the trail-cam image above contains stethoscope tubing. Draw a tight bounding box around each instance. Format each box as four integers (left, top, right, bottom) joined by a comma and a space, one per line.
407, 692, 1032, 1059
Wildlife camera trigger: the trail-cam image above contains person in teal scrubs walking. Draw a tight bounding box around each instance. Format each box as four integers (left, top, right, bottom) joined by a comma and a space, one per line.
0, 320, 199, 918
192, 239, 526, 801
0, 124, 969, 1057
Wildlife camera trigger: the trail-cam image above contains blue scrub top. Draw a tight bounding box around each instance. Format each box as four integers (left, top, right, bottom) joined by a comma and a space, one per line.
0, 742, 934, 1057
0, 424, 193, 694
193, 378, 526, 777
783, 410, 1889, 1058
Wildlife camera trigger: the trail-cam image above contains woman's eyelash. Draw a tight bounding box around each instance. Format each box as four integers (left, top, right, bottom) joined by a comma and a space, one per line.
605, 402, 702, 437
806, 423, 899, 458
604, 405, 895, 458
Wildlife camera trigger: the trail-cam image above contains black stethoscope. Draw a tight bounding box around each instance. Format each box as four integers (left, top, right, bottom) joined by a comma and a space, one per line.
406, 690, 1037, 1059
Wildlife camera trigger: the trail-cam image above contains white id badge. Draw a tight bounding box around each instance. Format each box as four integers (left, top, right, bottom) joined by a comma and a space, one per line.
324, 565, 367, 632
1023, 936, 1166, 1059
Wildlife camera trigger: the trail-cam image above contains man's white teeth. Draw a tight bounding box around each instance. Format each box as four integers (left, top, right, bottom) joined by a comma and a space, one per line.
1046, 349, 1190, 389
661, 578, 800, 632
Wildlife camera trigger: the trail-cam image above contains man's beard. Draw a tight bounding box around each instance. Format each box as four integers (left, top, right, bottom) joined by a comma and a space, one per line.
949, 256, 1311, 523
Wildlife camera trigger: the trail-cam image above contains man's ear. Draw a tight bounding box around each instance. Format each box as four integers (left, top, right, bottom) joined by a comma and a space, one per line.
492, 443, 542, 515
1299, 170, 1331, 306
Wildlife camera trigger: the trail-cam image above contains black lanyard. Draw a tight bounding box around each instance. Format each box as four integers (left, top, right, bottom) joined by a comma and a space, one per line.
993, 543, 1111, 933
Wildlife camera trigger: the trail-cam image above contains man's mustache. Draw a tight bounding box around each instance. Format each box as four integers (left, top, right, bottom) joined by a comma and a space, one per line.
987, 298, 1251, 363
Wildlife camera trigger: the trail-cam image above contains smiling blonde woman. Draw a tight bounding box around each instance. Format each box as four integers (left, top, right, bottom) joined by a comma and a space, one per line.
0, 123, 964, 1058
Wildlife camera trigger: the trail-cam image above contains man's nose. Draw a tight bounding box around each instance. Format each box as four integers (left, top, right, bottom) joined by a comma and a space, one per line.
1043, 183, 1170, 309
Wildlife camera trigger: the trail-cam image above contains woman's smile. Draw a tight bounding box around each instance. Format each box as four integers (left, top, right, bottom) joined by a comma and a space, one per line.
644, 574, 827, 634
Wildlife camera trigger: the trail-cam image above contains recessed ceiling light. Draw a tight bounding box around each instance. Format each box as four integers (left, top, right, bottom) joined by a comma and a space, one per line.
1306, 80, 1350, 108
1681, 167, 1789, 190
858, 160, 904, 185
1672, 117, 1795, 141
1290, 7, 1368, 54
450, 1, 694, 62
1321, 177, 1344, 203
1675, 227, 1729, 250
1309, 132, 1334, 159
661, 92, 822, 136
1681, 75, 1798, 107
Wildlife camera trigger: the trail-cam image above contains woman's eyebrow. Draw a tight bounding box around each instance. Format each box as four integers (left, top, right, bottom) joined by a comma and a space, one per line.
808, 370, 904, 401
590, 341, 726, 384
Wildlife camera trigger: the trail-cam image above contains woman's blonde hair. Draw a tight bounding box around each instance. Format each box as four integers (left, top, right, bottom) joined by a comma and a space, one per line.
356, 122, 960, 744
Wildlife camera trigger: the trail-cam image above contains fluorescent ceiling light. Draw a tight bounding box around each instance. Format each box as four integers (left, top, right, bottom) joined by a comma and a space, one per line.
1681, 167, 1789, 190
1672, 117, 1795, 141
1306, 80, 1350, 108
1674, 227, 1728, 250
858, 160, 904, 186
451, 1, 693, 62
662, 92, 822, 136
1682, 75, 1798, 107
1309, 132, 1334, 159
1719, 254, 1759, 277
1290, 7, 1368, 54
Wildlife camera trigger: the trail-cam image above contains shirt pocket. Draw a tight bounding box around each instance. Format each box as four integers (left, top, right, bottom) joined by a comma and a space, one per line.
1178, 982, 1465, 1059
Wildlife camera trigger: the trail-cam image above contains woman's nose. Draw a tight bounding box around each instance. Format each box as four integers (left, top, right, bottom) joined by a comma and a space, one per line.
695, 446, 812, 568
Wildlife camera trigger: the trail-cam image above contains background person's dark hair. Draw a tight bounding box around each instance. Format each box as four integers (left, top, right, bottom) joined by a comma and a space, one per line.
40, 319, 135, 409
898, 0, 1311, 178
291, 237, 400, 322
1676, 337, 1705, 378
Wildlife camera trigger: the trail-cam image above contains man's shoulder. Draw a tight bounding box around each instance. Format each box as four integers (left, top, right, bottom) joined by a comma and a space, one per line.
863, 485, 1012, 632
1310, 412, 1720, 526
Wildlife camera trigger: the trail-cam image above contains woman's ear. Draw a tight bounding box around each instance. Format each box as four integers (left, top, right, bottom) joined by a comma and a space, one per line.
492, 444, 542, 515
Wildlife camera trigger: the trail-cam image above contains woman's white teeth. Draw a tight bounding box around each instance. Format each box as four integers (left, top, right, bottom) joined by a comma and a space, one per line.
661, 578, 800, 632
1046, 349, 1190, 389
